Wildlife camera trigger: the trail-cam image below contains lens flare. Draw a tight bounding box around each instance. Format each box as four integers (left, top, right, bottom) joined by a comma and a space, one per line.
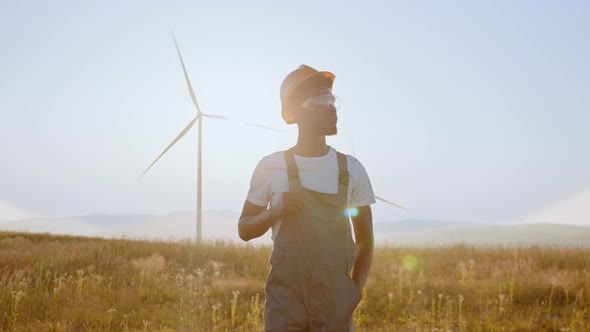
402, 255, 418, 271
344, 207, 359, 218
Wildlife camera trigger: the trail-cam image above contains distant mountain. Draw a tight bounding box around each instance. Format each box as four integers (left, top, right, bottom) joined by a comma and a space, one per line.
520, 189, 590, 227
82, 214, 152, 227
373, 219, 477, 234
114, 210, 248, 242
0, 216, 105, 237
1, 213, 589, 247
381, 223, 590, 247
0, 211, 245, 242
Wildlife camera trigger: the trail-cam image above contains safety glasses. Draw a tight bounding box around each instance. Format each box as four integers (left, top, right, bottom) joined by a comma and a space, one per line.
301, 94, 340, 112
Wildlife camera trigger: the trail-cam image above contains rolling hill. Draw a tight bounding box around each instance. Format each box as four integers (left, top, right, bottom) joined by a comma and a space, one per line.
1, 213, 589, 247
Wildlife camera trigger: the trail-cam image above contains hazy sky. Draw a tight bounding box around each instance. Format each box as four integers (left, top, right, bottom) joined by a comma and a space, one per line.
1, 1, 589, 224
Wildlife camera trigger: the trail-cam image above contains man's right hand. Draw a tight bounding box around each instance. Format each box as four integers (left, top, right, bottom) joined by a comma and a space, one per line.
238, 192, 305, 242
270, 192, 306, 219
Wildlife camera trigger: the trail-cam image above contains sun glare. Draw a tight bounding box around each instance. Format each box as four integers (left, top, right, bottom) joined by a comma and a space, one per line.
402, 255, 418, 271
345, 207, 359, 218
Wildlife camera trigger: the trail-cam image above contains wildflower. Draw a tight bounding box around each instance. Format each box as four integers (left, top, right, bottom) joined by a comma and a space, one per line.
12, 290, 25, 302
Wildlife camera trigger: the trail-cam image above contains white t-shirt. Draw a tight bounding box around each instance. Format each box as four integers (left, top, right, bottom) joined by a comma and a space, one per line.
246, 146, 376, 241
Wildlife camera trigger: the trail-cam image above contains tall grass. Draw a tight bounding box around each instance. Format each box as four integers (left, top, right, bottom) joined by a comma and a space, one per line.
0, 231, 588, 331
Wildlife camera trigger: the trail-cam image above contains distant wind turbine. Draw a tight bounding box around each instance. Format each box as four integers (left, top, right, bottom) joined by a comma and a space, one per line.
139, 33, 282, 243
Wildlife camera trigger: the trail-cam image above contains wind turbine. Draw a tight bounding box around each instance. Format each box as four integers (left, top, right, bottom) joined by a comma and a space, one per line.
139, 34, 281, 243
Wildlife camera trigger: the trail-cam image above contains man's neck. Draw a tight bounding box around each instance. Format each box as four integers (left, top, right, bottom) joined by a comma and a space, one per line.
293, 133, 329, 157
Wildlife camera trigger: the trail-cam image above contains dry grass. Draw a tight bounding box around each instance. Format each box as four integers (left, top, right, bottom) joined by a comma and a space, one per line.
0, 231, 588, 331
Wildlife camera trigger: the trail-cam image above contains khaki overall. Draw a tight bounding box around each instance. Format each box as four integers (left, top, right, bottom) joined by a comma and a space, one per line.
264, 149, 362, 332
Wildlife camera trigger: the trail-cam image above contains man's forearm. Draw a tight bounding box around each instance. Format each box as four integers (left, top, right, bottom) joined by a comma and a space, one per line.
238, 208, 278, 241
352, 238, 374, 291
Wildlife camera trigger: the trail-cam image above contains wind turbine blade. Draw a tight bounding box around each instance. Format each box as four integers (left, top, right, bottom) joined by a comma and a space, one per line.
375, 195, 412, 213
201, 113, 231, 121
172, 33, 202, 114
351, 142, 409, 212
244, 122, 285, 133
138, 116, 199, 180
202, 113, 285, 132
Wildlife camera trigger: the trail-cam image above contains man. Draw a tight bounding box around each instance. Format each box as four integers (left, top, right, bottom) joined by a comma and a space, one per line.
238, 64, 375, 332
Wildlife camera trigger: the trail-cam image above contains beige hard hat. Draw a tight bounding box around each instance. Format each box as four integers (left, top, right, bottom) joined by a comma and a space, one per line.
280, 64, 335, 124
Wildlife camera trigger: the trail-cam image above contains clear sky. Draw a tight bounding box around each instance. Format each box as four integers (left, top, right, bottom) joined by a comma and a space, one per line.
1, 0, 589, 225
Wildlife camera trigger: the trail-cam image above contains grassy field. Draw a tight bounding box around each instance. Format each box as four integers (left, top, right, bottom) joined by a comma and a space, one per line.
0, 231, 589, 331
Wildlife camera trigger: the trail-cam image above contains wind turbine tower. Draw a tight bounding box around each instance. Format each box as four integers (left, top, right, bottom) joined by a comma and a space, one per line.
139, 34, 280, 243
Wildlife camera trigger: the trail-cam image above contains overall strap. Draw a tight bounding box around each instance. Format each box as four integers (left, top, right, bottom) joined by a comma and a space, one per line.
336, 151, 349, 197
284, 148, 302, 192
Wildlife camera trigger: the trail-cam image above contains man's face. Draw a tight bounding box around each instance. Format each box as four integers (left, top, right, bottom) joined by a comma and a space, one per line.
291, 79, 338, 136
